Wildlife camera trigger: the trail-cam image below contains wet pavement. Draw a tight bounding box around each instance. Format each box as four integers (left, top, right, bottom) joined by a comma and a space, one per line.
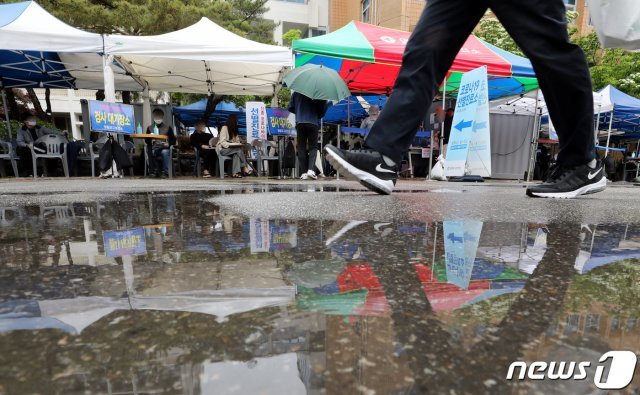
0, 183, 639, 394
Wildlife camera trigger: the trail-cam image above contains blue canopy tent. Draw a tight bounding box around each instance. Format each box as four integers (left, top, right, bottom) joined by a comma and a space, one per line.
173, 99, 246, 133
323, 95, 388, 126
0, 1, 140, 139
596, 86, 640, 140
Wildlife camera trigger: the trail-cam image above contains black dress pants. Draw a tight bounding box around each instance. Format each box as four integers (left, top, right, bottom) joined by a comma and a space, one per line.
365, 0, 595, 167
296, 123, 319, 174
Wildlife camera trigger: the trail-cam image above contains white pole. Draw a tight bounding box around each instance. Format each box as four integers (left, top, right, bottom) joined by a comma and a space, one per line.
336, 124, 341, 180
102, 54, 116, 103
1, 88, 11, 140
527, 89, 542, 182
142, 86, 152, 129
605, 110, 614, 158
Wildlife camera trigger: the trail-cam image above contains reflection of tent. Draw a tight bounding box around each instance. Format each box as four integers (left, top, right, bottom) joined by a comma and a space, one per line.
293, 21, 537, 98
415, 261, 527, 312
0, 1, 138, 90
201, 354, 306, 395
173, 99, 246, 129
106, 18, 292, 96
0, 288, 295, 334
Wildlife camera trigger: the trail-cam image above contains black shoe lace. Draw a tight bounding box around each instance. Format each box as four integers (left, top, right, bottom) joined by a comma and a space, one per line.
545, 163, 575, 183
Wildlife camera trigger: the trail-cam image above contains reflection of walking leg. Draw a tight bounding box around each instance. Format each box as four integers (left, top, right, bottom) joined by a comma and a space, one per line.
346, 221, 582, 392
325, 0, 487, 195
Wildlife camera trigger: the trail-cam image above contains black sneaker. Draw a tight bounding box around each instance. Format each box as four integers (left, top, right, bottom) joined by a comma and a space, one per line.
324, 145, 398, 195
526, 161, 607, 199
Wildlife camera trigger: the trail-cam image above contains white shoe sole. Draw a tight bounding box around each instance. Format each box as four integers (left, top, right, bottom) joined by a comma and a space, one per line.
529, 177, 608, 199
325, 147, 395, 195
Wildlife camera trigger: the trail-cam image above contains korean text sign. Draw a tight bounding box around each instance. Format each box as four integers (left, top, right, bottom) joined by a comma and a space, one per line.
89, 100, 135, 134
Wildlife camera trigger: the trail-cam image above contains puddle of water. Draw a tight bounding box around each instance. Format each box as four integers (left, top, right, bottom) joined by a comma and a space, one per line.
0, 192, 638, 394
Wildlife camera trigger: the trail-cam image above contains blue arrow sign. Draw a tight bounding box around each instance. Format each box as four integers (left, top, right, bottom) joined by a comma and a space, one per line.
472, 121, 487, 132
455, 119, 473, 132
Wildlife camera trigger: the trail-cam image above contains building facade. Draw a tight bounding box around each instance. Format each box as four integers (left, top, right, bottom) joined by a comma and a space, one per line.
265, 0, 330, 45
330, 0, 592, 35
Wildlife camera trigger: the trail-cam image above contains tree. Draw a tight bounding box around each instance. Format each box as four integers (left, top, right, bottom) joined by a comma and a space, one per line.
475, 12, 640, 98
474, 18, 524, 57
282, 29, 302, 47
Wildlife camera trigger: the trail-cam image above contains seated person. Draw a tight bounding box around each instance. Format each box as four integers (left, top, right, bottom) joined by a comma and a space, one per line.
145, 108, 176, 178
215, 115, 254, 178
189, 120, 215, 177
16, 112, 80, 176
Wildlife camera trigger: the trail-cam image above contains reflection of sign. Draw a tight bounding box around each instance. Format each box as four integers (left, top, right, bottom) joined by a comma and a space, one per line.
250, 218, 270, 253
270, 224, 297, 251
104, 228, 146, 257
445, 66, 491, 177
246, 102, 268, 144
266, 108, 297, 136
89, 100, 135, 134
443, 221, 483, 289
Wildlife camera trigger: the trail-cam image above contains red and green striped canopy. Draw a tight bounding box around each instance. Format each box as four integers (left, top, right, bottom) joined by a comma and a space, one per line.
293, 21, 538, 99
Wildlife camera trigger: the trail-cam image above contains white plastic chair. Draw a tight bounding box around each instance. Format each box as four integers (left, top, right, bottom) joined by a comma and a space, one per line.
253, 139, 279, 177
210, 137, 232, 179
31, 134, 69, 178
0, 140, 19, 178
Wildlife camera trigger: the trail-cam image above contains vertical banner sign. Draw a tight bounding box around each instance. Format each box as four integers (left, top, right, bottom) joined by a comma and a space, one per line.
445, 66, 490, 177
250, 218, 271, 253
246, 102, 268, 144
443, 221, 483, 289
466, 69, 491, 177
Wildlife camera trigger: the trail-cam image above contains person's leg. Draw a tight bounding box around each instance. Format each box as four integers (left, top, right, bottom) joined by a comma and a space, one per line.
307, 125, 319, 174
296, 124, 309, 174
160, 148, 170, 175
231, 153, 241, 175
364, 0, 488, 164
489, 0, 594, 168
146, 142, 156, 175
16, 147, 32, 176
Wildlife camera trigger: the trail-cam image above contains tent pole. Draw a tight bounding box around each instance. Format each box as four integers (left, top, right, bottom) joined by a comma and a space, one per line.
142, 86, 152, 129
526, 89, 541, 182
336, 124, 340, 180
102, 54, 116, 103
1, 88, 12, 140
605, 110, 614, 158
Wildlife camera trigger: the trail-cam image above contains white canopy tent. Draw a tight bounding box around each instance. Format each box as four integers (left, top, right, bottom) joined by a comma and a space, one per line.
105, 18, 292, 97
0, 2, 293, 134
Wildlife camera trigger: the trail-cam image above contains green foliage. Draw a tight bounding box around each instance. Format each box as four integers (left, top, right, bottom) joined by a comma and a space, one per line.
476, 14, 640, 98
282, 29, 302, 47
0, 120, 22, 141
475, 19, 524, 57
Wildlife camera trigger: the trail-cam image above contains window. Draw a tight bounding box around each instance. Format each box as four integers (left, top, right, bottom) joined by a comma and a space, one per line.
564, 0, 576, 10
362, 0, 371, 23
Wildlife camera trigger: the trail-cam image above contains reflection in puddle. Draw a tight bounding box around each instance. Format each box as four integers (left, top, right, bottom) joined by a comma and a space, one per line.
0, 192, 639, 394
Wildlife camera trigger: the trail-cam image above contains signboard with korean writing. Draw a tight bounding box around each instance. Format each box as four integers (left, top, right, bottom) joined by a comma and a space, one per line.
103, 228, 146, 257
89, 100, 135, 134
266, 108, 297, 136
250, 218, 271, 253
246, 102, 268, 144
443, 221, 483, 290
444, 66, 491, 177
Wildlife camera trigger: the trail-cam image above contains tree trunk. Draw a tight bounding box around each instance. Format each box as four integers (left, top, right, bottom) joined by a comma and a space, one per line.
6, 89, 20, 121
44, 88, 52, 116
200, 94, 226, 124
26, 88, 52, 122
122, 91, 132, 104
